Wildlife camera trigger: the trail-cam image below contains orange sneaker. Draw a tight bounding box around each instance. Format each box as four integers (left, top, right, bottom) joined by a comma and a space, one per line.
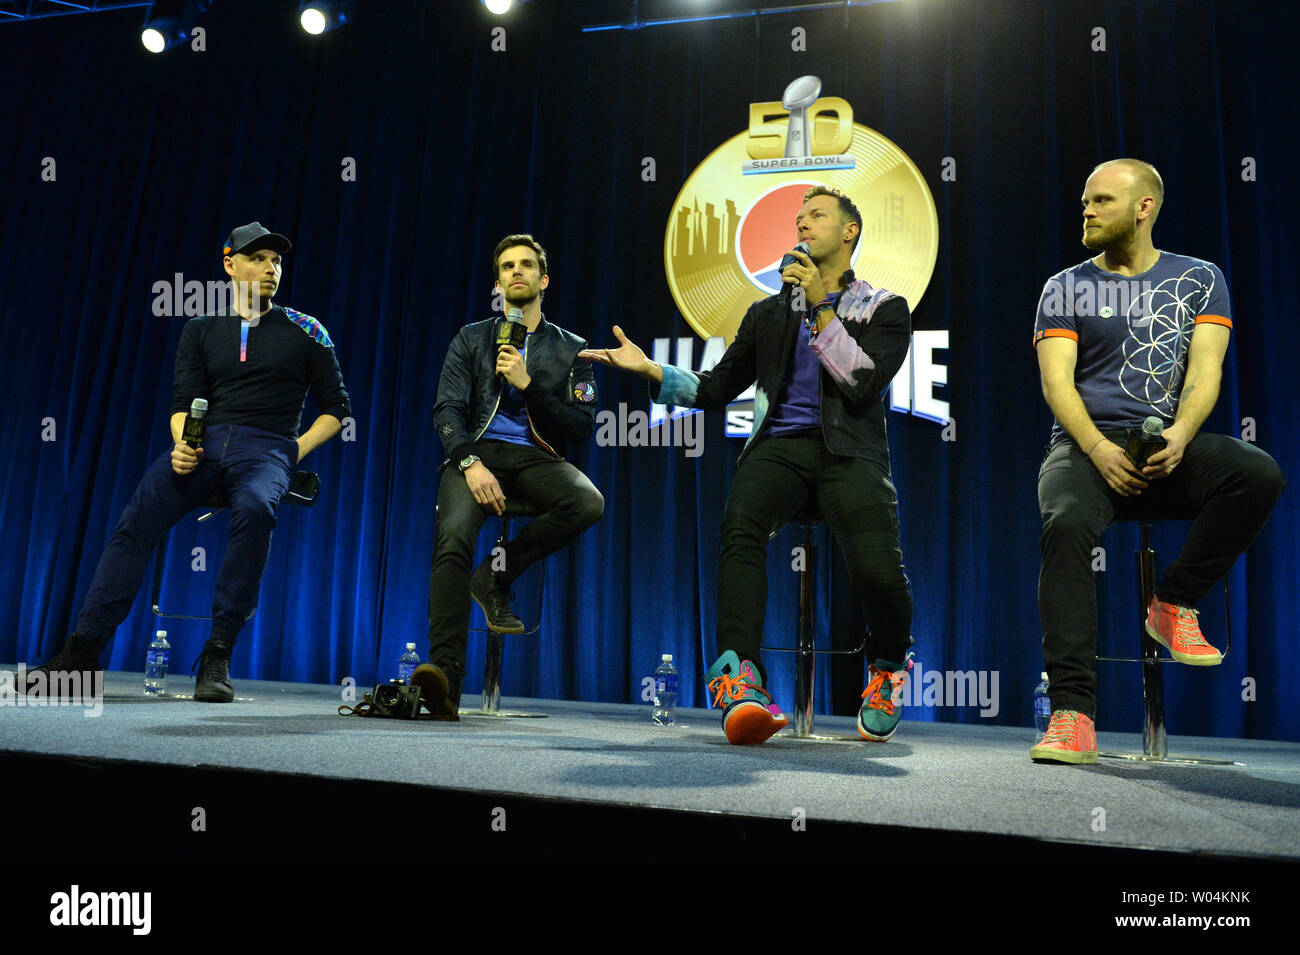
704, 650, 788, 745
1145, 597, 1222, 666
1029, 710, 1098, 764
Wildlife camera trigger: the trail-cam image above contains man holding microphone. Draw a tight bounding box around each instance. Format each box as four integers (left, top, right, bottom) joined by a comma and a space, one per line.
1031, 160, 1284, 763
582, 186, 917, 746
25, 222, 350, 702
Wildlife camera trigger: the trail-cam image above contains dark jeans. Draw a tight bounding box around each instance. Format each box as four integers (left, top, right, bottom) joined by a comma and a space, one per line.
76, 424, 298, 649
718, 432, 914, 679
426, 440, 604, 686
1037, 431, 1285, 717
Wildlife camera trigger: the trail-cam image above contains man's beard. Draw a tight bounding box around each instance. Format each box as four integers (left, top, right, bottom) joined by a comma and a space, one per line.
505, 285, 539, 307
1083, 212, 1139, 252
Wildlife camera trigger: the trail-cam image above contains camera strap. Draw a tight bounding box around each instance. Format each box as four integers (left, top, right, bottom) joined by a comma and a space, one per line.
337, 688, 458, 721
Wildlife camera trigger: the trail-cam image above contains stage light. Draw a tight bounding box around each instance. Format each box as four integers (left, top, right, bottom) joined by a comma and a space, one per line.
140, 0, 211, 54
299, 1, 349, 35
484, 0, 512, 14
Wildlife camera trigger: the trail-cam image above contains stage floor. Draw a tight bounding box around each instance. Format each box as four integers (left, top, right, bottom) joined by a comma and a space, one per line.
3, 669, 1298, 862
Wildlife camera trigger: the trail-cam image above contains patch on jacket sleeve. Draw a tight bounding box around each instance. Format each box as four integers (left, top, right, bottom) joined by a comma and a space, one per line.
282, 307, 335, 347
573, 380, 597, 403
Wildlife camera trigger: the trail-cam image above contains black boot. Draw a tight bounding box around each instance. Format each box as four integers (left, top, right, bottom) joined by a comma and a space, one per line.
469, 560, 525, 633
192, 639, 235, 703
23, 633, 102, 694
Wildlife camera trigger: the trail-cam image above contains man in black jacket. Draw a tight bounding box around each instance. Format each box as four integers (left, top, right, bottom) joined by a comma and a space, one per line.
424, 234, 604, 715
583, 187, 915, 745
25, 222, 351, 702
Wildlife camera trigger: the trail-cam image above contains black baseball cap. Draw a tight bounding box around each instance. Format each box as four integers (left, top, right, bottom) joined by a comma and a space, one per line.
221, 222, 292, 257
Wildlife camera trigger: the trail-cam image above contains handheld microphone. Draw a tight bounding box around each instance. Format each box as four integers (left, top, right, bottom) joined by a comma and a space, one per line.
496, 307, 528, 385
777, 241, 811, 310
182, 398, 208, 450
1125, 415, 1167, 467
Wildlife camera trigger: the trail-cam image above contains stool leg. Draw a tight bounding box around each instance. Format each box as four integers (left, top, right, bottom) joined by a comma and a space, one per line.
483, 632, 504, 714
1137, 526, 1167, 759
795, 523, 816, 737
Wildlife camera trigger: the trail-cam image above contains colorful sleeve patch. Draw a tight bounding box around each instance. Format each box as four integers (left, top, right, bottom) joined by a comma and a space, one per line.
573, 380, 597, 403
282, 307, 334, 347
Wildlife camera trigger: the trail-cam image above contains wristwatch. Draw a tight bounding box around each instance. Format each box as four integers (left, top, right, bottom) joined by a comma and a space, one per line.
458, 454, 481, 472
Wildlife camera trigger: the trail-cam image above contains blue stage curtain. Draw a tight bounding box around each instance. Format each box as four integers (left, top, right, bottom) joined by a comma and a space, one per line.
0, 0, 1293, 740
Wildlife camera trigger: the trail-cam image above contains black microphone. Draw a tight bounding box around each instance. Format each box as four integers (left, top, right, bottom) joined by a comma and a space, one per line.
182, 398, 208, 450
777, 241, 811, 310
1125, 415, 1167, 468
495, 307, 528, 385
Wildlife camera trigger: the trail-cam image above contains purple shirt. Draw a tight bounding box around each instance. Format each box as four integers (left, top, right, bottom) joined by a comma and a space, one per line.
769, 292, 842, 436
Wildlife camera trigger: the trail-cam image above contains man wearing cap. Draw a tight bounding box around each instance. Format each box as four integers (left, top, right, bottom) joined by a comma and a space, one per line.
25, 222, 351, 702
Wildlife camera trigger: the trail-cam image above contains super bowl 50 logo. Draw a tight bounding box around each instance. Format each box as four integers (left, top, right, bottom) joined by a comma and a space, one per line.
658, 77, 948, 432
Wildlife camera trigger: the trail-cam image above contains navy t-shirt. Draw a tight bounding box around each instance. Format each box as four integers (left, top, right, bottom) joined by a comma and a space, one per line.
1033, 252, 1232, 440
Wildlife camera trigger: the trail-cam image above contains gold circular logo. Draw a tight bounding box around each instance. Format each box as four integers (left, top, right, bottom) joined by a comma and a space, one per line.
664, 122, 939, 343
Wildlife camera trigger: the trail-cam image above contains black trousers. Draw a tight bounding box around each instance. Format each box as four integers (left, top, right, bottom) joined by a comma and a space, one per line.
717, 431, 914, 679
1037, 431, 1284, 718
426, 440, 603, 687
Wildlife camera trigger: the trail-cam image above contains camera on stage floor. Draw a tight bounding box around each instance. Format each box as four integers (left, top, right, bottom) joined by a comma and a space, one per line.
370, 679, 423, 719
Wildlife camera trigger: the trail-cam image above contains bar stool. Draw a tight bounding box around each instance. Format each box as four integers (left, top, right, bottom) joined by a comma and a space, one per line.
434, 498, 548, 719
151, 470, 321, 621
760, 504, 865, 741
1095, 521, 1234, 764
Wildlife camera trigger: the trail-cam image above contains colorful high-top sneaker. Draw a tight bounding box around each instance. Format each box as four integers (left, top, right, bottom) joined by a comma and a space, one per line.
1145, 596, 1222, 665
704, 650, 788, 745
858, 652, 914, 742
1029, 709, 1099, 764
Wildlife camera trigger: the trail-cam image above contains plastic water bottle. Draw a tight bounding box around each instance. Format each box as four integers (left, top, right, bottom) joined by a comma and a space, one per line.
652, 654, 678, 725
144, 630, 171, 696
397, 643, 420, 684
1033, 671, 1051, 733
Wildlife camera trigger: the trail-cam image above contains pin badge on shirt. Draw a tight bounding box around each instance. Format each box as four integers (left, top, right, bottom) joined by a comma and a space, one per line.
1099, 306, 1114, 319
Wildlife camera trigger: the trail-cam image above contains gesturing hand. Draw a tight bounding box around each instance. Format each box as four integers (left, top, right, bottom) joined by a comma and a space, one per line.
578, 325, 654, 378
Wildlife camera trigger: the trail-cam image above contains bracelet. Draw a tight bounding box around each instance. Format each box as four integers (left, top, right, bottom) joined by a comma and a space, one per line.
1086, 437, 1106, 457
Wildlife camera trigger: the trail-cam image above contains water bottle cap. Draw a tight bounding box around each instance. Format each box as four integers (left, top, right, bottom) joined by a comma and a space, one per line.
1041, 672, 1048, 681
405, 643, 416, 651
661, 653, 672, 663
156, 630, 167, 638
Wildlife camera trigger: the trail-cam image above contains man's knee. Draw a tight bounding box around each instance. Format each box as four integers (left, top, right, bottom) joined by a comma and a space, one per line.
1039, 503, 1104, 550
229, 493, 279, 530
574, 486, 604, 527
1241, 450, 1286, 503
